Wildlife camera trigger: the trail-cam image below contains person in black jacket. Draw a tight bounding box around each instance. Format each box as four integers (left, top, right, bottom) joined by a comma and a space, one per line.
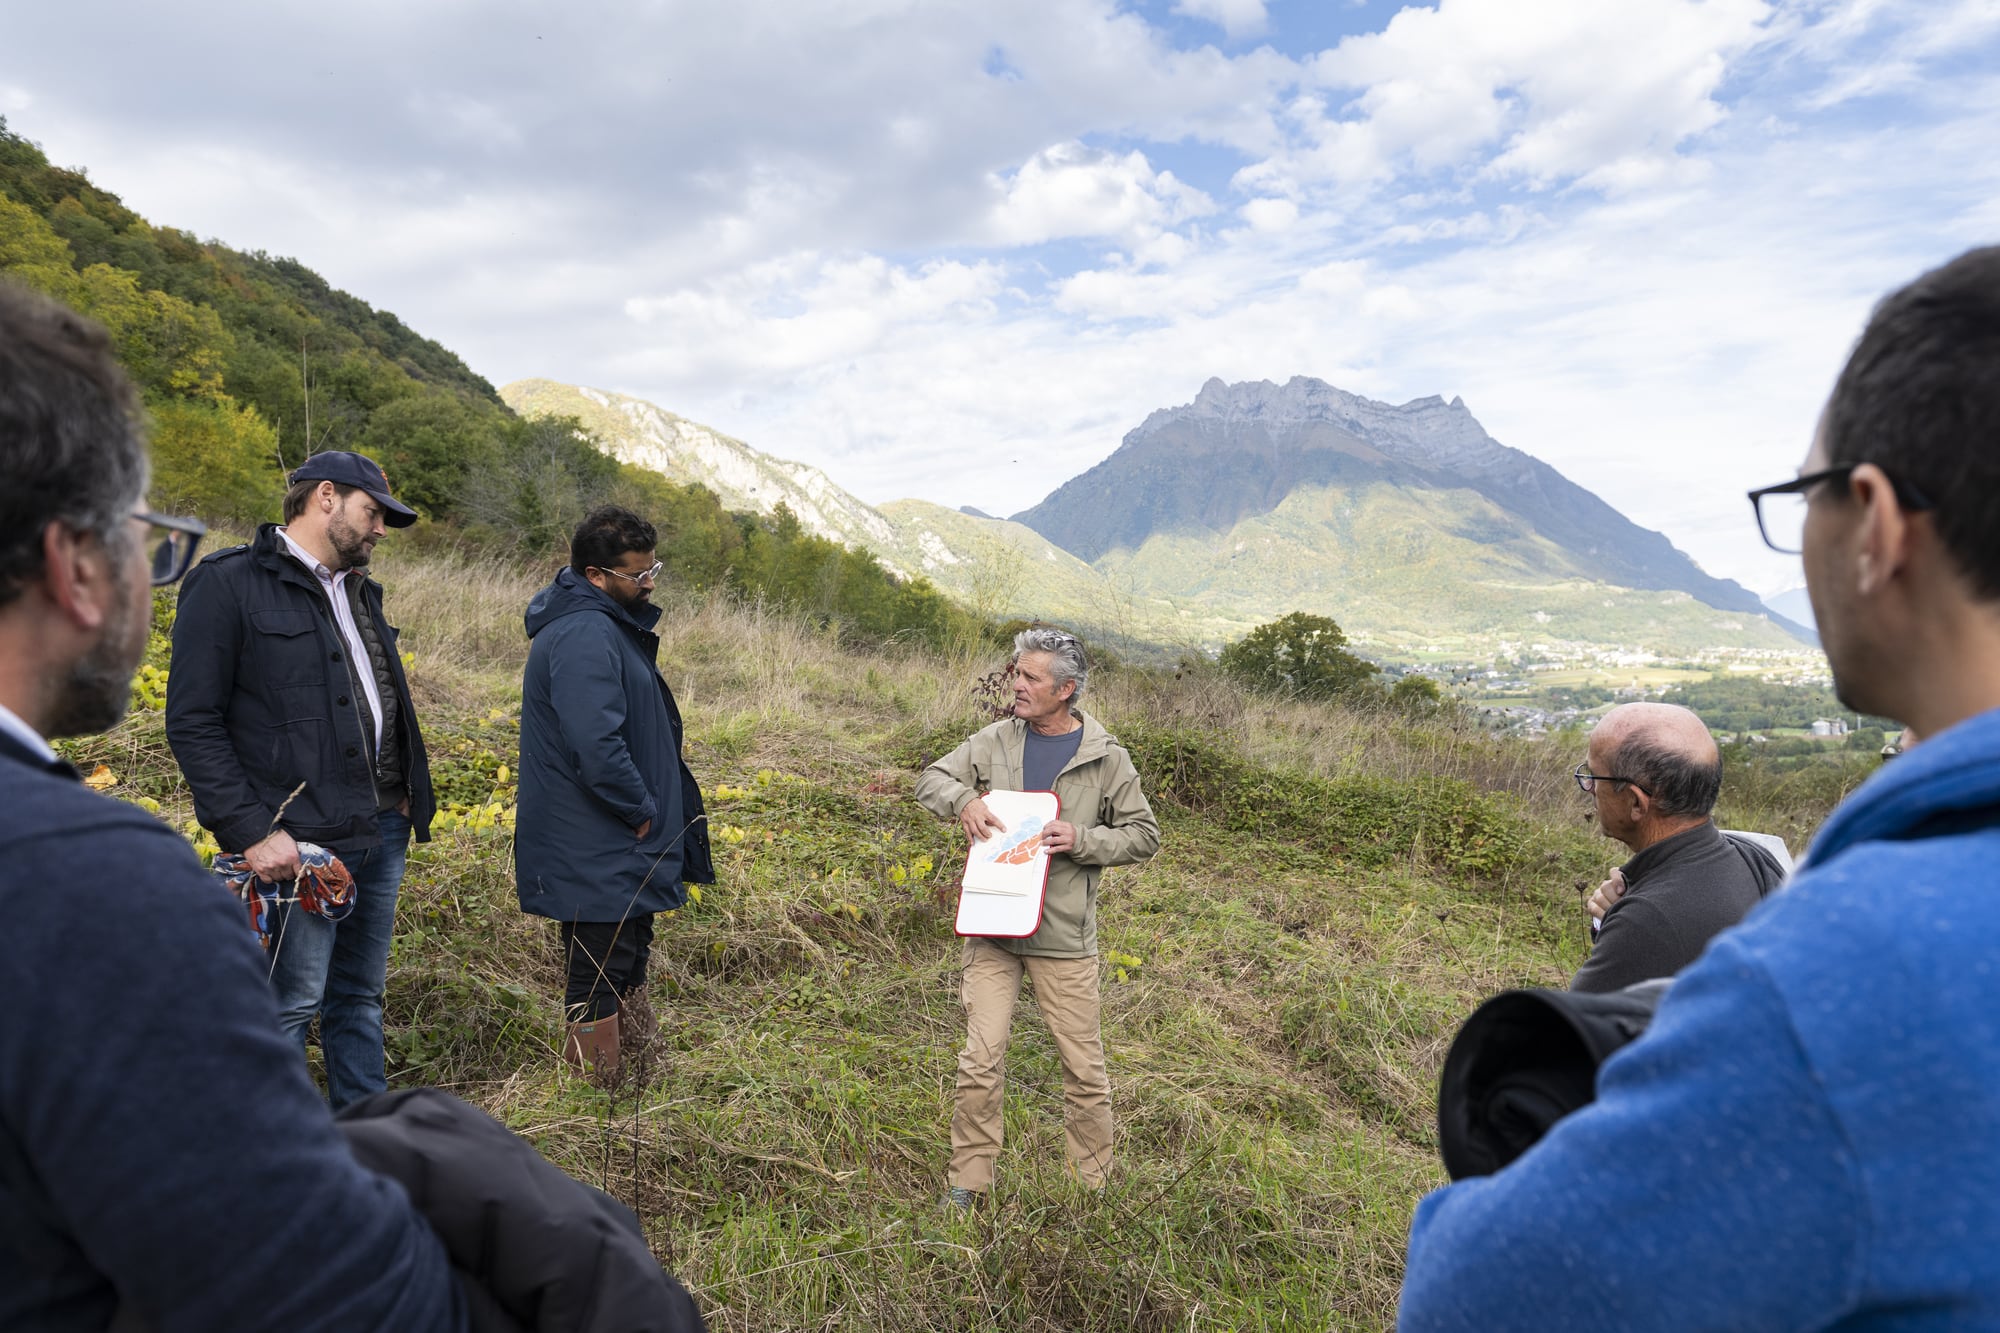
516, 507, 713, 1079
166, 449, 436, 1109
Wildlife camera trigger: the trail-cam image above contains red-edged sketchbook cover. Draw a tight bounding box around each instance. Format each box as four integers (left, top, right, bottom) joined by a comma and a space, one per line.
954, 789, 1060, 939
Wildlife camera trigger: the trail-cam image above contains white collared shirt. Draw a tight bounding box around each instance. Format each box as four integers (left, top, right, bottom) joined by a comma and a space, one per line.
277, 528, 384, 751
0, 700, 57, 765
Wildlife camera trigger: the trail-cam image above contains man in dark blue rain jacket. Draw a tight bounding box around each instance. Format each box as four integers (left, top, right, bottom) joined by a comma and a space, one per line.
516, 506, 713, 1079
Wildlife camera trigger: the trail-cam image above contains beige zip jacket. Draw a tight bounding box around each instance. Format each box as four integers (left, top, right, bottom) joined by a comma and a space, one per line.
916, 709, 1160, 958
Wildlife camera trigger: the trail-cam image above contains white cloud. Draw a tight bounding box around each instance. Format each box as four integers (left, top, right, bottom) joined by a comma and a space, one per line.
621, 255, 1005, 379
1241, 0, 1774, 195
1172, 0, 1269, 40
1795, 0, 2000, 107
987, 142, 1215, 247
405, 92, 524, 153
1240, 196, 1298, 231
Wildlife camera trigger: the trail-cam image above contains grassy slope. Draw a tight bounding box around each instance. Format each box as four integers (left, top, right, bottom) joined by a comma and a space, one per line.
67, 543, 1862, 1331
875, 499, 1190, 649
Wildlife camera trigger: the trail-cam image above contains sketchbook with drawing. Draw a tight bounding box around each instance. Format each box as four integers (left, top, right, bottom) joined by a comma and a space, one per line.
954, 789, 1060, 938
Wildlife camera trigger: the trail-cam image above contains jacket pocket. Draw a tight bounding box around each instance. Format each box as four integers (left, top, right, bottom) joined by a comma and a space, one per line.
250, 609, 327, 687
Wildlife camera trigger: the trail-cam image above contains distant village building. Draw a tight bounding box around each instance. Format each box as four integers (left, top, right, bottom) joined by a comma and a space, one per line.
1810, 718, 1850, 737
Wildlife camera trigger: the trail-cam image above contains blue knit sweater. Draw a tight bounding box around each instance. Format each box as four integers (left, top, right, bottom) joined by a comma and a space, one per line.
1401, 706, 2000, 1331
0, 734, 463, 1331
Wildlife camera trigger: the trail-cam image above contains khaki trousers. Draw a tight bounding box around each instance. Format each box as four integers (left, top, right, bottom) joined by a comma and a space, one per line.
949, 936, 1112, 1192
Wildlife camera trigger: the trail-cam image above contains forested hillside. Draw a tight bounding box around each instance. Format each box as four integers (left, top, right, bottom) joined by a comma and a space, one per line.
0, 118, 987, 651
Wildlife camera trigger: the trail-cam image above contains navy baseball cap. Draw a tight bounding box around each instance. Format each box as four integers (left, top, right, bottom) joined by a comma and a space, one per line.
289, 451, 419, 527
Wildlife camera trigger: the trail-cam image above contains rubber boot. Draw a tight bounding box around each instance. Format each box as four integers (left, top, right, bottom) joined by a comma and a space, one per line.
563, 1009, 623, 1081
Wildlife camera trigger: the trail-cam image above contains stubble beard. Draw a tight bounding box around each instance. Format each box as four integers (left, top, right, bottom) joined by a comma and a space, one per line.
327, 511, 374, 570
46, 566, 146, 740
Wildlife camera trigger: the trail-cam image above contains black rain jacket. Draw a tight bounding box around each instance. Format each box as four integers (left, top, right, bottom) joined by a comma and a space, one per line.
166, 524, 434, 857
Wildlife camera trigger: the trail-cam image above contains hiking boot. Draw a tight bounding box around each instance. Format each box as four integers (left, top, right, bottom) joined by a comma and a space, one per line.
944, 1186, 981, 1212
563, 1010, 622, 1082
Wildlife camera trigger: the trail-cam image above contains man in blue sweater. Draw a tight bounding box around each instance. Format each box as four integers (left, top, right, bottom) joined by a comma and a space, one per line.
0, 281, 465, 1329
1400, 246, 2000, 1329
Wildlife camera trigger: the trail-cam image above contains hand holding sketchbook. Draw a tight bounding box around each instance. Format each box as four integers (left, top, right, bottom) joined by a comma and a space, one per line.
956, 789, 1059, 938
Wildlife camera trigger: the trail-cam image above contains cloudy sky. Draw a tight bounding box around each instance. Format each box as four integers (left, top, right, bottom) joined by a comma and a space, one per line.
6, 0, 1997, 595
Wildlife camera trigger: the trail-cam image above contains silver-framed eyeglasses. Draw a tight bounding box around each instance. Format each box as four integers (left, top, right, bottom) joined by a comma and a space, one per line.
1573, 763, 1647, 796
596, 560, 663, 586
136, 511, 207, 586
1746, 465, 1935, 555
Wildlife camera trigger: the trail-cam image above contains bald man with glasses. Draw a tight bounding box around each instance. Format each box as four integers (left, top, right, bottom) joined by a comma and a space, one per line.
1567, 703, 1785, 994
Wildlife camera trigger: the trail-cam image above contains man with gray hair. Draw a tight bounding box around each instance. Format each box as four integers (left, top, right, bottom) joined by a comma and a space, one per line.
917, 627, 1159, 1207
1569, 702, 1784, 993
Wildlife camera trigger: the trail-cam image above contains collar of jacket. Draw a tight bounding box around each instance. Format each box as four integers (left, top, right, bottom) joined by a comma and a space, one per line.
251, 522, 377, 596
1803, 704, 2000, 867
1619, 819, 1721, 888
530, 566, 664, 637
1004, 707, 1112, 767
0, 727, 78, 780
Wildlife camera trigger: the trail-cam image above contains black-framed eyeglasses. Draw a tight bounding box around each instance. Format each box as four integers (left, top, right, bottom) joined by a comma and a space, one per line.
1573, 763, 1647, 796
595, 560, 663, 586
136, 511, 207, 586
1746, 465, 1936, 555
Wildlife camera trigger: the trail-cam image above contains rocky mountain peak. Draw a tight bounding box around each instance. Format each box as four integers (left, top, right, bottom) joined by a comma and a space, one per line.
1138, 376, 1504, 477
1011, 375, 1807, 640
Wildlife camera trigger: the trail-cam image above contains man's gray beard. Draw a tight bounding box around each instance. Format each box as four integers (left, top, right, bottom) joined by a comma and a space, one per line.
46, 628, 135, 739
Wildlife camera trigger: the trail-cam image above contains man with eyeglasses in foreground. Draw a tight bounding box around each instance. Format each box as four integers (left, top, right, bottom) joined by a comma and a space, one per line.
515, 506, 712, 1079
1567, 702, 1785, 994
0, 280, 465, 1327
167, 443, 435, 1111
1400, 247, 2000, 1329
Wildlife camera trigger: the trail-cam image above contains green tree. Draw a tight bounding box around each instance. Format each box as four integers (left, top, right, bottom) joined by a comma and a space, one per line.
457, 414, 621, 556
1390, 673, 1447, 716
0, 194, 82, 296
351, 391, 502, 518
1219, 611, 1380, 701
147, 396, 283, 523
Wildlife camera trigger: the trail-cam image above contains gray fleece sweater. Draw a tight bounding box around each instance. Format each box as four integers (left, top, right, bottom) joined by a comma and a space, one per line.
1570, 821, 1786, 993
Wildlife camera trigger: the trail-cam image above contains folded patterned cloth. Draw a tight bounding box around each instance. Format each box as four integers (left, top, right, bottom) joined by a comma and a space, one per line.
213, 842, 357, 948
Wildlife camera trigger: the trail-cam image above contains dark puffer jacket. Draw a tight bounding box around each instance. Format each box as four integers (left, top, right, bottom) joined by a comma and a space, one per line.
515, 570, 713, 922
336, 1089, 706, 1332
166, 524, 434, 858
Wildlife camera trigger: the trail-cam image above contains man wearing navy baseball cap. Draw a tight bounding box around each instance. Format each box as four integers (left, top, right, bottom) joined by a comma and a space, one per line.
167, 449, 436, 1109
291, 449, 420, 530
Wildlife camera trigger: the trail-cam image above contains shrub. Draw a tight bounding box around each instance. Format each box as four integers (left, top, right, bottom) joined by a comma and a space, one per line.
1219, 611, 1380, 702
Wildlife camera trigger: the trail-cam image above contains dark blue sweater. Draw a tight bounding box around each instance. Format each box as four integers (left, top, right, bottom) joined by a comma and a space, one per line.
0, 733, 464, 1331
1402, 706, 2000, 1330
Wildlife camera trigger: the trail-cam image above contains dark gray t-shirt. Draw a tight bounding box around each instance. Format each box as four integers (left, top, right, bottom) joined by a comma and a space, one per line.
1021, 724, 1084, 794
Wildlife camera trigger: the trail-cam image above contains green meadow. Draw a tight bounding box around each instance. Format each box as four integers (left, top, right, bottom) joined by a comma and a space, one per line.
62, 541, 1870, 1331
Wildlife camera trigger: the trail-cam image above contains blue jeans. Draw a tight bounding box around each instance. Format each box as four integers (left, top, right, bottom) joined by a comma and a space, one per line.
266, 810, 410, 1111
